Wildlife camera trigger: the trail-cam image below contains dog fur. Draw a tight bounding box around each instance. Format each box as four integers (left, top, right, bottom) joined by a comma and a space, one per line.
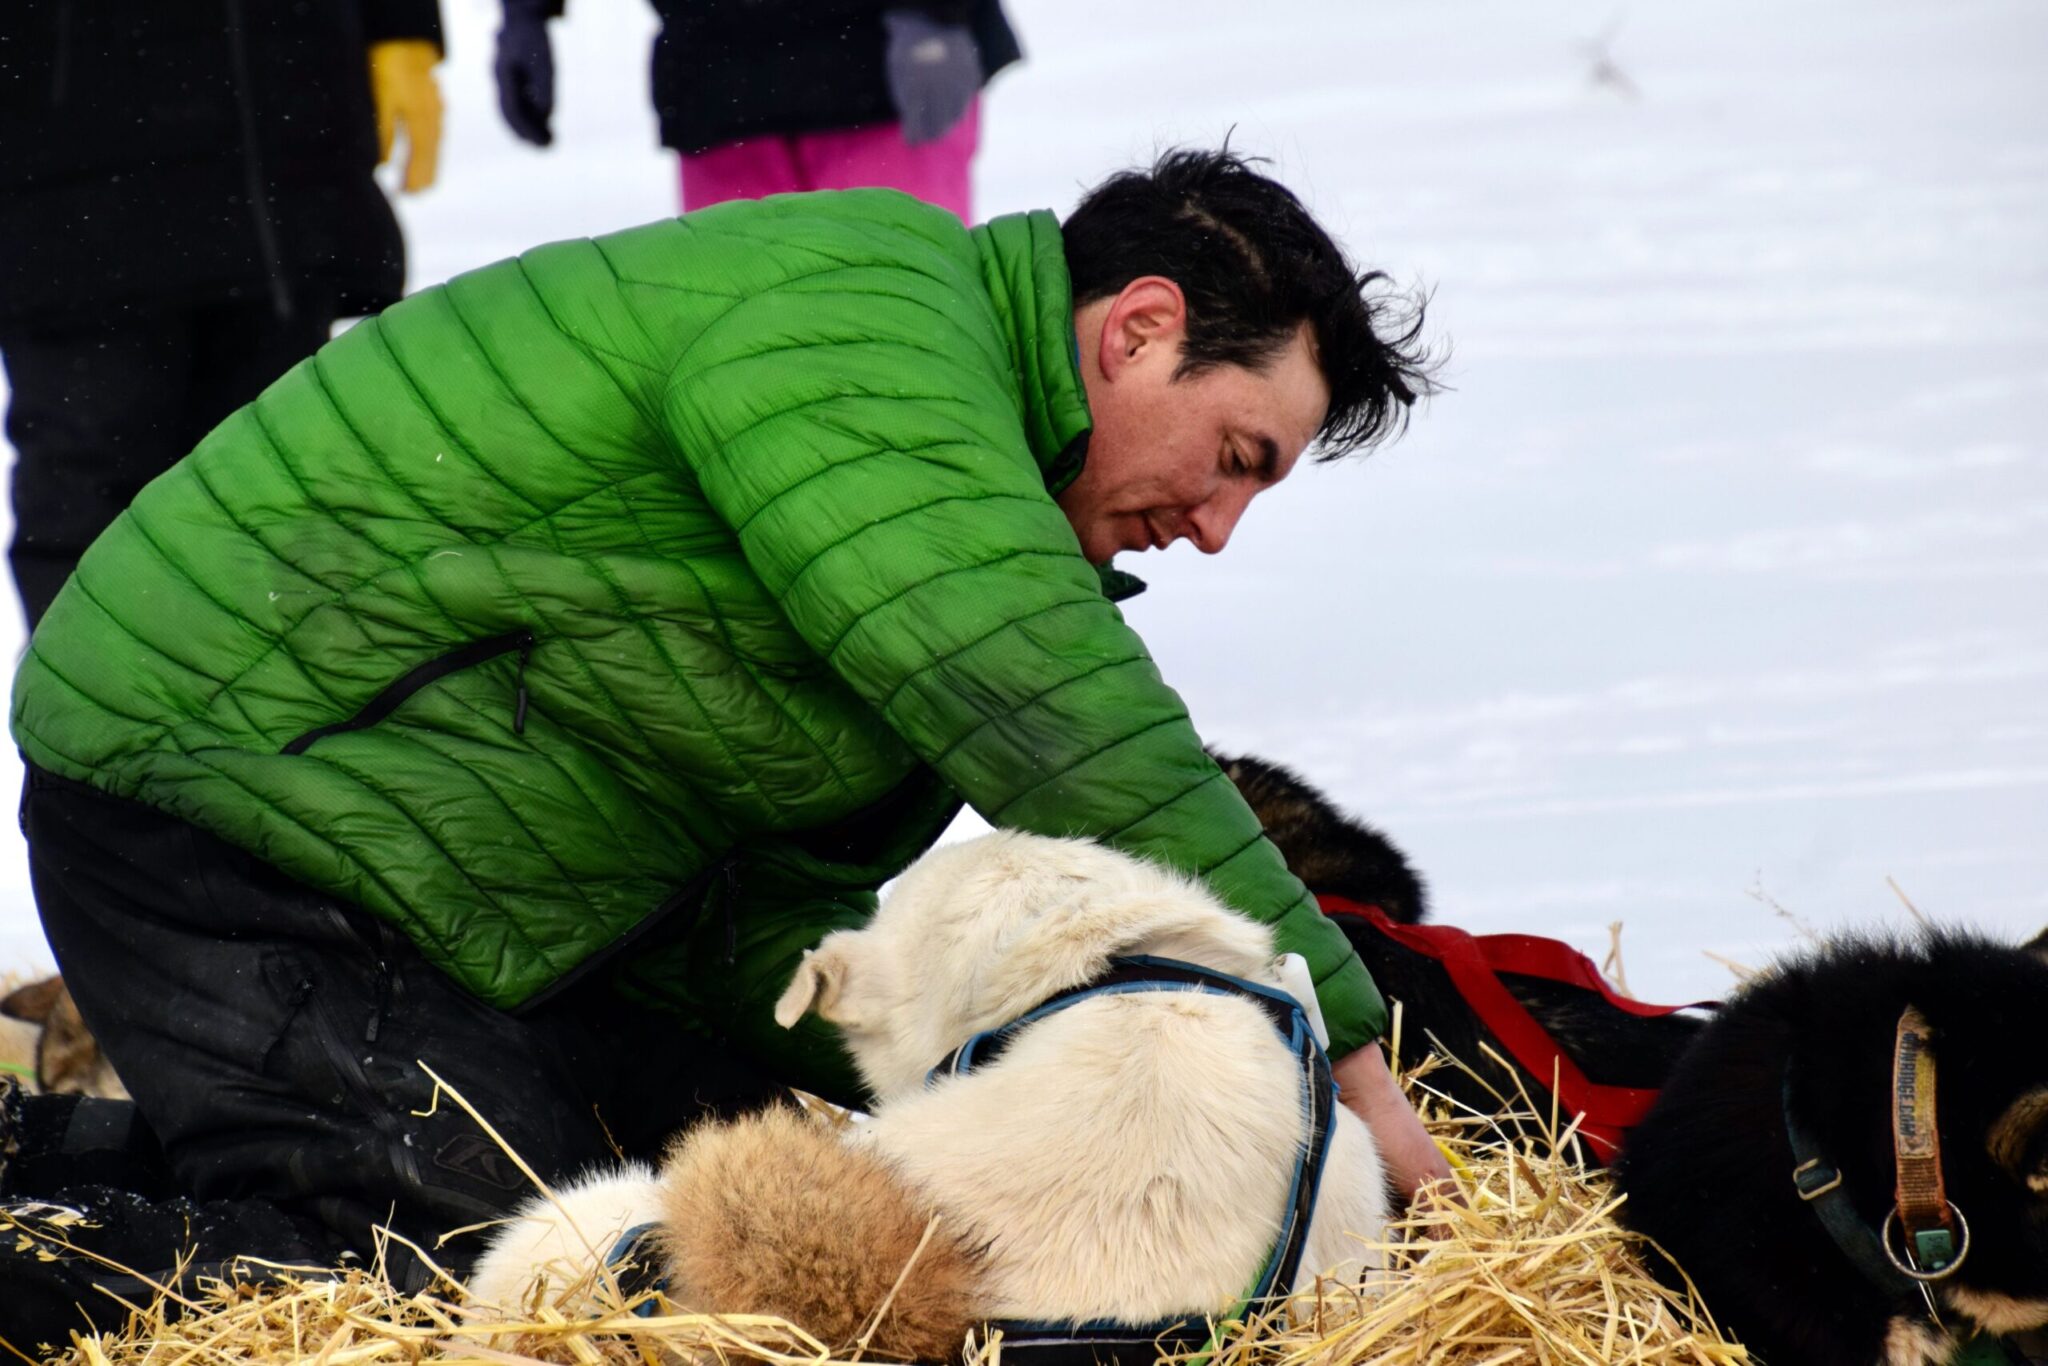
465, 1159, 662, 1320
465, 1107, 985, 1357
0, 975, 128, 1099
1614, 930, 2048, 1366
775, 829, 1390, 1325
1210, 752, 1429, 923
659, 1105, 985, 1360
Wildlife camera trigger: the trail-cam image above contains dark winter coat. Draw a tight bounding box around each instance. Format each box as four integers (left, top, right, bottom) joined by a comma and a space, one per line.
12, 192, 1389, 1088
0, 0, 442, 327
648, 0, 1022, 155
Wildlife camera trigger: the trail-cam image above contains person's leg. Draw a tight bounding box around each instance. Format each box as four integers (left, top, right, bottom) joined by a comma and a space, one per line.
790, 99, 981, 221
10, 765, 780, 1330
0, 308, 193, 632
678, 132, 810, 211
180, 294, 334, 453
0, 293, 333, 635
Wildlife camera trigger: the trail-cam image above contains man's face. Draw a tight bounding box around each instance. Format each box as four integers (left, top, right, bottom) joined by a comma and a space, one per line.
1060, 278, 1330, 564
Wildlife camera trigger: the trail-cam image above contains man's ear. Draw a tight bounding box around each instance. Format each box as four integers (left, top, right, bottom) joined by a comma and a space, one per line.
773, 939, 866, 1029
1097, 275, 1187, 379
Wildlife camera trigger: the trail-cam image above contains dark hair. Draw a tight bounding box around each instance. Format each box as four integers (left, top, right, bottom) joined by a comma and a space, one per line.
1062, 149, 1437, 459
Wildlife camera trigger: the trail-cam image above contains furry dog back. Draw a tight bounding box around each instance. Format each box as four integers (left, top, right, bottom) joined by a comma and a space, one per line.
1615, 931, 2048, 1366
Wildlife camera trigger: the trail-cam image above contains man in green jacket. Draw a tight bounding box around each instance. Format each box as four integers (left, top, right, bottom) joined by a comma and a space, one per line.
3, 149, 1439, 1328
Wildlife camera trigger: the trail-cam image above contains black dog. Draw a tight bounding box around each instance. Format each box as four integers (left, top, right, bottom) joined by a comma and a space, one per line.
1615, 932, 2048, 1365
1215, 751, 1704, 1158
1212, 751, 1430, 923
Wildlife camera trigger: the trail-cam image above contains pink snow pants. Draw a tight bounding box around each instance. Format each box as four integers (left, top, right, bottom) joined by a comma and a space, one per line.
678, 100, 980, 221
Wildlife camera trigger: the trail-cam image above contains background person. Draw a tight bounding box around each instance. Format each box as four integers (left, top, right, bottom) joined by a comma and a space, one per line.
0, 0, 445, 633
493, 0, 1019, 219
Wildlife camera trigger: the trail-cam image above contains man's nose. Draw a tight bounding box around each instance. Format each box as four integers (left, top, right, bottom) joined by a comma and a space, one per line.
1185, 486, 1255, 554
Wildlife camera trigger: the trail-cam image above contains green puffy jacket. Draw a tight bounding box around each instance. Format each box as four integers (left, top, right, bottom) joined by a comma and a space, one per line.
11, 190, 1386, 1087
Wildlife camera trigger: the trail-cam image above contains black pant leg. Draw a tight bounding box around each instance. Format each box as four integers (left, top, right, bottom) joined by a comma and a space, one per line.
181, 295, 334, 452
0, 297, 332, 634
0, 308, 193, 631
14, 769, 625, 1291
9, 765, 793, 1344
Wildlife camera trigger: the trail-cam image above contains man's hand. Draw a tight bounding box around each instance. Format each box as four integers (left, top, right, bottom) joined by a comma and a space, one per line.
369, 39, 443, 193
1333, 1042, 1455, 1209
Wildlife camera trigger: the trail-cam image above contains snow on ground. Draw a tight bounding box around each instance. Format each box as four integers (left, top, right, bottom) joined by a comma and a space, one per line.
2, 0, 2043, 1007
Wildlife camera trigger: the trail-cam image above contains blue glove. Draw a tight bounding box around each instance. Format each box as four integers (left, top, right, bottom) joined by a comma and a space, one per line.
881, 9, 981, 146
494, 0, 555, 147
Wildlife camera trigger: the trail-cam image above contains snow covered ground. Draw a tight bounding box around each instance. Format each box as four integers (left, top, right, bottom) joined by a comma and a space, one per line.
1, 0, 2042, 1008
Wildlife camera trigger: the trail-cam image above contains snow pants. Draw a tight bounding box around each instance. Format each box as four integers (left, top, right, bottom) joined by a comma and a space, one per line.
4, 764, 788, 1349
679, 101, 980, 220
0, 295, 333, 632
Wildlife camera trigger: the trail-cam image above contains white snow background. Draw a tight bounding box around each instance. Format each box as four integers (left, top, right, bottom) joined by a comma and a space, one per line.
1, 0, 2043, 1009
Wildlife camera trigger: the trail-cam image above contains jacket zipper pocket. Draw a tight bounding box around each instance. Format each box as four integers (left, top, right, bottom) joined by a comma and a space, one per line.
282, 629, 537, 756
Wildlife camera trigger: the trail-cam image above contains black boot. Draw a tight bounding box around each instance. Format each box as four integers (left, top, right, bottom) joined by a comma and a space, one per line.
0, 1181, 349, 1353
0, 1080, 335, 1353
0, 1082, 175, 1200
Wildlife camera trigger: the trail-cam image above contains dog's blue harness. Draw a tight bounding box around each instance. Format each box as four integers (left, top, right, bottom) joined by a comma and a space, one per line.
600, 1221, 669, 1318
597, 956, 1339, 1356
928, 953, 1342, 1366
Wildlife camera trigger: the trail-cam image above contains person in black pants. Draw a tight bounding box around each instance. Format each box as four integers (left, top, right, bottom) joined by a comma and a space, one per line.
0, 0, 445, 632
3, 766, 789, 1351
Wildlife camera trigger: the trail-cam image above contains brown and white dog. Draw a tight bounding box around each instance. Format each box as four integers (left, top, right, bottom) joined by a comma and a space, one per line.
775, 829, 1389, 1324
469, 831, 1390, 1338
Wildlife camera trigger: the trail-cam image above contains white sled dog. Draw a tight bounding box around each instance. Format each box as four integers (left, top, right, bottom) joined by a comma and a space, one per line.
470, 830, 1389, 1330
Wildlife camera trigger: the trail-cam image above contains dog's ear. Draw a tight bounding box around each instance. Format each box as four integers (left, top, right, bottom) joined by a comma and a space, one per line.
1, 976, 66, 1025
773, 948, 838, 1028
773, 938, 874, 1030
37, 989, 114, 1097
1989, 1085, 2048, 1193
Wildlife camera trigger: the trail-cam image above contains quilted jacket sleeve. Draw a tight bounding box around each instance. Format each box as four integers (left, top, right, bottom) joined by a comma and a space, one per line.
658, 220, 1388, 1056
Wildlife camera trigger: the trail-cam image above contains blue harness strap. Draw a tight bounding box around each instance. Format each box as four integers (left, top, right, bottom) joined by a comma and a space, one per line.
930, 954, 1341, 1362
603, 1221, 669, 1318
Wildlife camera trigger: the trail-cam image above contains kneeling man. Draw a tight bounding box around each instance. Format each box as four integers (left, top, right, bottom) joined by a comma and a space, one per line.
5, 149, 1439, 1334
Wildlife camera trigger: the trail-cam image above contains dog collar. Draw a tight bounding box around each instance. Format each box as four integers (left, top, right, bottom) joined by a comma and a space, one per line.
1783, 1006, 2015, 1362
1891, 1005, 1967, 1278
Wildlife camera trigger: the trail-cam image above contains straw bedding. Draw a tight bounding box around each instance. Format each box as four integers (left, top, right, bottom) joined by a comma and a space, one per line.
3, 1045, 1749, 1366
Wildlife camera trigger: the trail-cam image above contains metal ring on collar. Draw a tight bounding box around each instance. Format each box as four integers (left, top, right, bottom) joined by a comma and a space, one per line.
1881, 1203, 1971, 1281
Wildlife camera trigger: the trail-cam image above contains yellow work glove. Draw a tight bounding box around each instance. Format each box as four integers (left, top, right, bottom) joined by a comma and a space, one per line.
369, 39, 443, 193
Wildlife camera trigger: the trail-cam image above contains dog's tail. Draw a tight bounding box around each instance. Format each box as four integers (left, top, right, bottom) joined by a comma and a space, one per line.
660, 1105, 987, 1361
